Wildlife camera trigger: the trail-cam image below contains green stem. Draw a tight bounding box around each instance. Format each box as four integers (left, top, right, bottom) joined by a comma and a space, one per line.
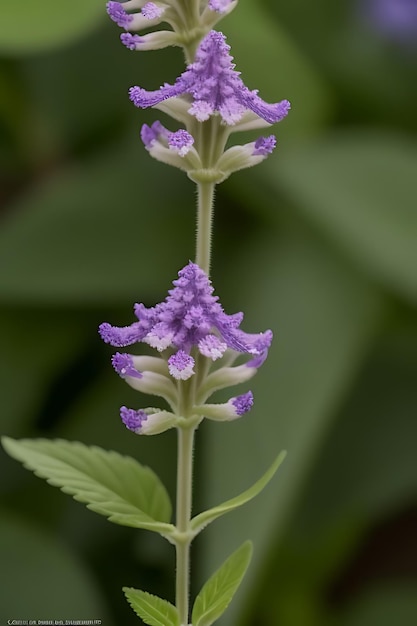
196, 181, 215, 274
175, 426, 196, 625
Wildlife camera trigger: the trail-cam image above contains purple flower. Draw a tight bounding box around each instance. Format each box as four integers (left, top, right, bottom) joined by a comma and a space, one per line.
120, 406, 177, 434
99, 261, 273, 380
112, 352, 143, 379
168, 350, 195, 380
121, 406, 148, 433
129, 30, 290, 125
107, 1, 167, 35
208, 0, 235, 13
107, 1, 132, 28
120, 33, 143, 50
141, 2, 164, 20
141, 120, 171, 147
253, 136, 276, 156
231, 391, 254, 416
168, 129, 194, 156
140, 122, 194, 156
194, 391, 254, 421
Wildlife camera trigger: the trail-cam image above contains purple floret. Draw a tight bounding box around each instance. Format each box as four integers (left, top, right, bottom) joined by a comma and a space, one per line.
106, 1, 133, 28
120, 33, 142, 50
253, 135, 276, 156
120, 406, 148, 433
111, 353, 143, 379
231, 391, 254, 416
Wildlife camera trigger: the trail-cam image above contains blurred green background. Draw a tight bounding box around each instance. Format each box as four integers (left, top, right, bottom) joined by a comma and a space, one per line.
1, 0, 417, 624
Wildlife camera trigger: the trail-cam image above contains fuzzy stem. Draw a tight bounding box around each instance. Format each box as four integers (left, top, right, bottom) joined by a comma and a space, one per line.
175, 425, 196, 625
196, 181, 215, 274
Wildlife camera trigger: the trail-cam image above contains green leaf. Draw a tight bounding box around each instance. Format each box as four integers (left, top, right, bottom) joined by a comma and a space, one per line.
0, 0, 104, 55
191, 451, 286, 534
123, 588, 179, 626
192, 541, 253, 626
1, 437, 174, 536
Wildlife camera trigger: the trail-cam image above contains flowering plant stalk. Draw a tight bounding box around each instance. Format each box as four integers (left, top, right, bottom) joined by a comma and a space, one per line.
2, 2, 290, 624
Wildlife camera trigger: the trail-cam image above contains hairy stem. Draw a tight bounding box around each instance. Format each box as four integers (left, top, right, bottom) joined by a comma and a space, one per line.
196, 181, 215, 274
175, 426, 196, 625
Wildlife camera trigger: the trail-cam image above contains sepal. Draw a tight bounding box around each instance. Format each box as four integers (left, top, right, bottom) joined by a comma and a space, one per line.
121, 30, 180, 51
124, 370, 178, 409
214, 136, 276, 179
194, 391, 253, 421
121, 406, 178, 435
141, 121, 202, 171
196, 363, 257, 403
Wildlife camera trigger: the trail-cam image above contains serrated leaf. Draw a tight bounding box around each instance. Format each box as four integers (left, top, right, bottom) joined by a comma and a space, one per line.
123, 588, 179, 626
192, 541, 253, 626
190, 451, 286, 534
1, 437, 174, 536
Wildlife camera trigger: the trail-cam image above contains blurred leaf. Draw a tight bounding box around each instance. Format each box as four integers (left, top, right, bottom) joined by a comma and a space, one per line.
200, 219, 385, 624
270, 132, 417, 303
0, 310, 88, 436
0, 0, 105, 55
192, 541, 252, 626
191, 451, 286, 534
293, 321, 417, 532
340, 584, 417, 626
0, 139, 194, 304
2, 437, 174, 534
222, 1, 332, 141
0, 513, 110, 618
123, 588, 179, 626
21, 28, 184, 158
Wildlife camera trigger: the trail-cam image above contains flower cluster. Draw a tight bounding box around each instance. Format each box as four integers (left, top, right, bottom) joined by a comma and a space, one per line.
106, 2, 290, 182
99, 262, 272, 434
129, 31, 290, 126
106, 0, 238, 52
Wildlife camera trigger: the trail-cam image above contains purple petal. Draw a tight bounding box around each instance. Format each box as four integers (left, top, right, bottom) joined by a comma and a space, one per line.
120, 33, 143, 50
99, 322, 143, 347
106, 1, 132, 28
231, 391, 254, 416
253, 135, 276, 156
111, 352, 143, 379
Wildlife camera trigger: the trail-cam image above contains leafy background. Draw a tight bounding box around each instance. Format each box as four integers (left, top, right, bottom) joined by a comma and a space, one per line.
1, 0, 417, 624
